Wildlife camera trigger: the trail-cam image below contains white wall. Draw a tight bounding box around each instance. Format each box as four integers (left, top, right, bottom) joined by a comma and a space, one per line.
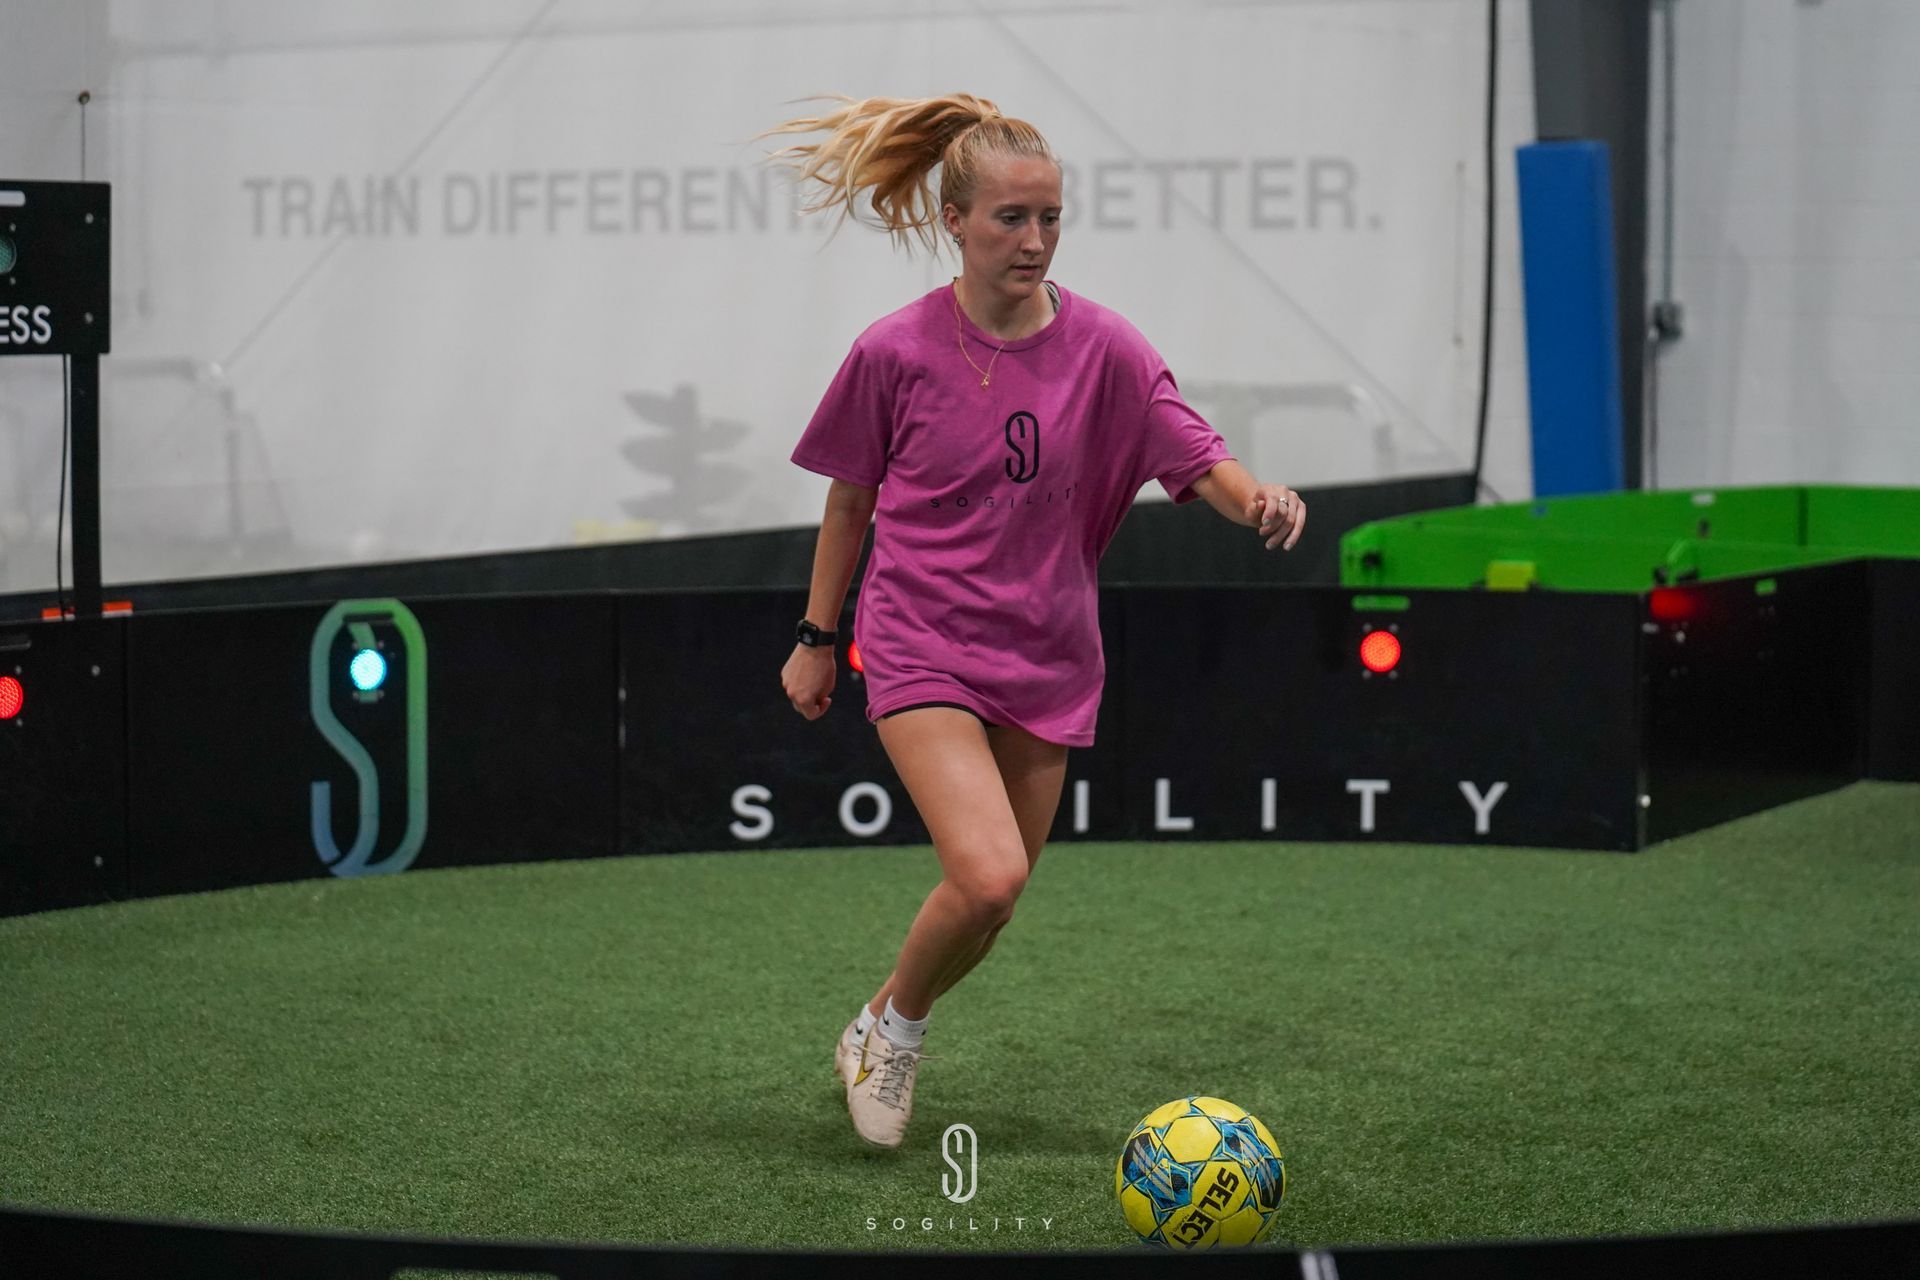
1651, 0, 1920, 489
1482, 0, 1536, 505
1, 1, 1522, 591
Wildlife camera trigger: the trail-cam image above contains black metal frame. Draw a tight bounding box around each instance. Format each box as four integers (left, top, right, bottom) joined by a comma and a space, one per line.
3, 1202, 1916, 1279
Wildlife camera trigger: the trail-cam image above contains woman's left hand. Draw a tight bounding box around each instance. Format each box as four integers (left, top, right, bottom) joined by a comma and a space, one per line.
1246, 484, 1306, 551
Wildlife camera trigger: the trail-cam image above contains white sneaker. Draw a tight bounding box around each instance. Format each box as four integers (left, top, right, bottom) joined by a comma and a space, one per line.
846, 1026, 931, 1149
834, 1019, 864, 1087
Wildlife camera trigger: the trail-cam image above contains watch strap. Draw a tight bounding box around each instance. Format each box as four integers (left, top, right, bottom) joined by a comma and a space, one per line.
795, 618, 838, 647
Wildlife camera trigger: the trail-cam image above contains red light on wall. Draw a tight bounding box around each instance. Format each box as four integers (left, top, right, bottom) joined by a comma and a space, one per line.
0, 675, 22, 720
848, 641, 865, 674
1648, 588, 1695, 622
1359, 630, 1401, 674
39, 600, 133, 621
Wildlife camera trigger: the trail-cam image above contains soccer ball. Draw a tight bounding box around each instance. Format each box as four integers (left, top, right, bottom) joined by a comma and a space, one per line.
1114, 1096, 1286, 1249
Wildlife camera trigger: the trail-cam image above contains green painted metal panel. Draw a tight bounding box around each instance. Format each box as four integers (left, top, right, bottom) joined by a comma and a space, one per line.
1340, 485, 1920, 593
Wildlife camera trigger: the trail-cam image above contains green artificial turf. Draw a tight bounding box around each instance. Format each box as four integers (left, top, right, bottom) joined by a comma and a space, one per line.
2, 782, 1917, 1253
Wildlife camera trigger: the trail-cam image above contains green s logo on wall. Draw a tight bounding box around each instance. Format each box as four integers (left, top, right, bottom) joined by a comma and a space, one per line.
309, 599, 428, 876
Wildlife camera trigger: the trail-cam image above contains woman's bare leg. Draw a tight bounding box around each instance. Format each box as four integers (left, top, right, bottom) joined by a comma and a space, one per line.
865, 719, 1068, 1016
842, 711, 1070, 1146
863, 708, 1032, 1021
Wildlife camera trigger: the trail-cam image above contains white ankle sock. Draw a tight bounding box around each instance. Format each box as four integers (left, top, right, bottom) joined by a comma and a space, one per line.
850, 1004, 877, 1042
878, 997, 928, 1050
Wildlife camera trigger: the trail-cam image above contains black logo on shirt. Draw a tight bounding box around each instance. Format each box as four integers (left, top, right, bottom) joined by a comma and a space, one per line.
1004, 411, 1040, 484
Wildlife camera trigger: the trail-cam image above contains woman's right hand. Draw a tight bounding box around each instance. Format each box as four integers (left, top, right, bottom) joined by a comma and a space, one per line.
781, 644, 836, 720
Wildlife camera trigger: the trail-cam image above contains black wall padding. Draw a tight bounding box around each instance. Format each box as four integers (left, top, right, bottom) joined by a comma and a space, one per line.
0, 618, 128, 914
3, 1201, 1918, 1279
0, 474, 1474, 620
1869, 559, 1920, 782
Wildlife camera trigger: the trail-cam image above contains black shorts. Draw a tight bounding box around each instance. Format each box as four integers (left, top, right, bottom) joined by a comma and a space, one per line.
879, 701, 999, 727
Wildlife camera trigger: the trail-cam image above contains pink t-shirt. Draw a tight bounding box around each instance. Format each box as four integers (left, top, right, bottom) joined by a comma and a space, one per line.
791, 280, 1234, 747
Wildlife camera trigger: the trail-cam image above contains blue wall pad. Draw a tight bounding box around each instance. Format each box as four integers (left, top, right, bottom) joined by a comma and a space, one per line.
1516, 140, 1626, 497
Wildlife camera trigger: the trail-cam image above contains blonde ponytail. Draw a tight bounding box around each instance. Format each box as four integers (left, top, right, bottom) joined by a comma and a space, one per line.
756, 93, 1059, 257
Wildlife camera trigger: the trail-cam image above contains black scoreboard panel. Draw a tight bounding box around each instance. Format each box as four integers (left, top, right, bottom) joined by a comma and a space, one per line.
0, 180, 109, 357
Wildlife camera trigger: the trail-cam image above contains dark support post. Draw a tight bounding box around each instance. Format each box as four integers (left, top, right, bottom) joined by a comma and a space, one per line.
1529, 0, 1652, 490
70, 353, 102, 618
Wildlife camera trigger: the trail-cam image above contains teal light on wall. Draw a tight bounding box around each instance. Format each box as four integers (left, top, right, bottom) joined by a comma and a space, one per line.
349, 649, 387, 692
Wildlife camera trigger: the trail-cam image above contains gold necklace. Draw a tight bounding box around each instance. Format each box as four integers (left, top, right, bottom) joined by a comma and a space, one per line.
951, 277, 1006, 389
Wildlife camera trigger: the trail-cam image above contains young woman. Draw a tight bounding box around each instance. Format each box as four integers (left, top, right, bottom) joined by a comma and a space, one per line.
763, 94, 1305, 1149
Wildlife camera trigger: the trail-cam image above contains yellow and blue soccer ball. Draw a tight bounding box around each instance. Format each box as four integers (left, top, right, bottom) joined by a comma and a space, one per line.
1114, 1096, 1286, 1249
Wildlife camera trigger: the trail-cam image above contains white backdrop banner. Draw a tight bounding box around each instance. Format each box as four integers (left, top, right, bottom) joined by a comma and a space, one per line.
1, 0, 1499, 588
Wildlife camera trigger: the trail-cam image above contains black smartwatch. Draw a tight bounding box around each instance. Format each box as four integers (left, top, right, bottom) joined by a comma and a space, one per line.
795, 618, 838, 648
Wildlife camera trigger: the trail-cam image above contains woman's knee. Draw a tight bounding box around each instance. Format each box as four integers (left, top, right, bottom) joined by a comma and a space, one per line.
949, 855, 1029, 929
